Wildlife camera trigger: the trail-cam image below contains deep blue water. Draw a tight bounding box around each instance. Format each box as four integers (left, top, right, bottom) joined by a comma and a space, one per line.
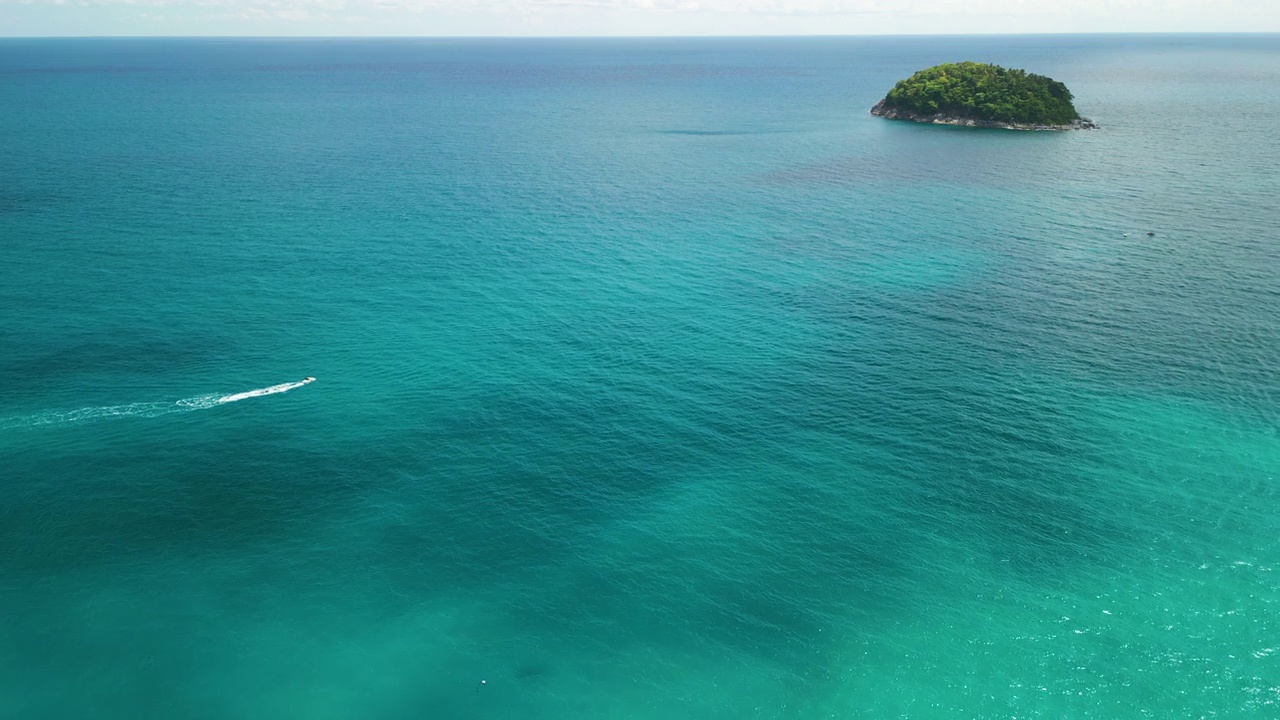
2, 35, 1279, 719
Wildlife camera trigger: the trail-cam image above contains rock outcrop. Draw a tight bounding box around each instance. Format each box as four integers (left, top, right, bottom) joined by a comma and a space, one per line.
870, 99, 1097, 131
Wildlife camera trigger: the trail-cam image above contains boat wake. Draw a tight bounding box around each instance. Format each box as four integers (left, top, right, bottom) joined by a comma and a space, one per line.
217, 377, 314, 404
0, 377, 315, 430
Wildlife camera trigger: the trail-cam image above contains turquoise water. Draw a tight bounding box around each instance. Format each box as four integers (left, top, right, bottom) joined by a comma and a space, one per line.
2, 35, 1279, 718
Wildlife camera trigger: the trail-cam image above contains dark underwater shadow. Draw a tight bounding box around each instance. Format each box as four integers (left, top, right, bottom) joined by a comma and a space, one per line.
656, 129, 788, 136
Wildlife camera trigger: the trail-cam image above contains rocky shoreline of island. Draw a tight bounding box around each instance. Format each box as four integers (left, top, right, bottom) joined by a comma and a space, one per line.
870, 99, 1097, 131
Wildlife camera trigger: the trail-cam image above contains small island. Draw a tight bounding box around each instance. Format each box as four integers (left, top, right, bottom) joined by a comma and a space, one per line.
871, 62, 1096, 131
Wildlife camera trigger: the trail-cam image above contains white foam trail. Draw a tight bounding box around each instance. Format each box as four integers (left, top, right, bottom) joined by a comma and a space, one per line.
0, 378, 314, 430
216, 377, 314, 405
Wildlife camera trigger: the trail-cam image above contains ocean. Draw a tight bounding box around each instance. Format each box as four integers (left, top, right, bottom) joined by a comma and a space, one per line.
1, 34, 1278, 718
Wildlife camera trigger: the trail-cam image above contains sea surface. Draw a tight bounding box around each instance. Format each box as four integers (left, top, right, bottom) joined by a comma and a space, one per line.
2, 34, 1279, 719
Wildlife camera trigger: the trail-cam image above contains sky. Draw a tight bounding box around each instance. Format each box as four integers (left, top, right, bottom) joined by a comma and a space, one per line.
0, 0, 1277, 37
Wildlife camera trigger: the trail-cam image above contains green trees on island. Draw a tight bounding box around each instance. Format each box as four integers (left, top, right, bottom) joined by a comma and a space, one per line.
880, 62, 1081, 126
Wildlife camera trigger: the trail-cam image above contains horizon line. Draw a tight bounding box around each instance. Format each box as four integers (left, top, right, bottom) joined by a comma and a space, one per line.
4, 31, 1279, 40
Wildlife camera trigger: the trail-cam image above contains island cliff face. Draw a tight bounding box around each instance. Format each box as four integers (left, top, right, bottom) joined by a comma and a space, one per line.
870, 99, 1097, 131
871, 62, 1095, 131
